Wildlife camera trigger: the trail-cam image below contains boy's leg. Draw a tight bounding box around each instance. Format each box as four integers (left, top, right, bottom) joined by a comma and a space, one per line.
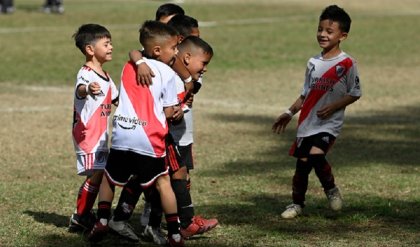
292, 158, 312, 207
88, 175, 114, 242
108, 176, 142, 242
309, 153, 335, 191
155, 175, 183, 246
113, 176, 142, 221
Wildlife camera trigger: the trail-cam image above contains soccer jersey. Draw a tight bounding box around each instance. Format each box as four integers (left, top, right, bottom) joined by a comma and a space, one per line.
72, 65, 119, 155
111, 60, 178, 158
169, 75, 194, 146
297, 52, 361, 138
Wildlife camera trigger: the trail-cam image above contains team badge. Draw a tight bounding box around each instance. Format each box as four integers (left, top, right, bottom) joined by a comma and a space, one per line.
336, 65, 345, 78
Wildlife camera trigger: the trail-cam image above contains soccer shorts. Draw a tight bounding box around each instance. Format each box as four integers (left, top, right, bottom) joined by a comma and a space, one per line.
105, 148, 168, 189
289, 132, 336, 158
166, 138, 194, 174
76, 150, 108, 176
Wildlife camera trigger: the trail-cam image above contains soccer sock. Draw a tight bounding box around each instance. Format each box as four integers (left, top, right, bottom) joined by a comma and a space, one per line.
113, 178, 142, 221
309, 154, 336, 192
76, 179, 99, 216
165, 213, 180, 236
97, 201, 112, 221
171, 179, 194, 229
148, 189, 163, 228
292, 159, 312, 207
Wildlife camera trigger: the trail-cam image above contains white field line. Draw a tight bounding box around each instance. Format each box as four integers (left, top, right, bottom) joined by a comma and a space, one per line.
1, 84, 282, 113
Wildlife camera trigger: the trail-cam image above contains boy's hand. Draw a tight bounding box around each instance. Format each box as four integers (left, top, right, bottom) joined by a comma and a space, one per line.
184, 93, 194, 108
88, 82, 101, 95
272, 113, 292, 134
137, 63, 155, 86
172, 105, 184, 123
316, 104, 335, 119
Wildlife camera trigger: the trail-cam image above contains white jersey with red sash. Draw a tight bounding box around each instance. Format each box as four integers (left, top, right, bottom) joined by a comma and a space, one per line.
111, 60, 178, 158
297, 52, 361, 138
72, 65, 119, 155
169, 75, 194, 146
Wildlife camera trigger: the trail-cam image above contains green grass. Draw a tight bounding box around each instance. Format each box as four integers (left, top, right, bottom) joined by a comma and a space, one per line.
1, 0, 420, 246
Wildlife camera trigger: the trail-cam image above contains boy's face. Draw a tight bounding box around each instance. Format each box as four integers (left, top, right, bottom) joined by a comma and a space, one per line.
317, 19, 347, 51
86, 37, 113, 63
156, 35, 179, 65
185, 49, 212, 79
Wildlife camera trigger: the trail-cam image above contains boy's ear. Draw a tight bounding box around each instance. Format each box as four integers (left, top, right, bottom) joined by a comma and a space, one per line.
85, 44, 95, 56
339, 32, 348, 42
183, 52, 192, 66
152, 45, 161, 57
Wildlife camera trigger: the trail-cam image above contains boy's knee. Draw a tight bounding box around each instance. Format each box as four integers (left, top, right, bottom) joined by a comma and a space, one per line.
171, 167, 188, 180
296, 159, 312, 175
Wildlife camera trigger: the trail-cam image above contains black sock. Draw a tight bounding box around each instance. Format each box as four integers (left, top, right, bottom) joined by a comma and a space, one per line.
148, 188, 163, 228
113, 178, 142, 221
165, 213, 180, 235
171, 179, 194, 229
292, 159, 312, 207
97, 201, 111, 221
309, 154, 336, 192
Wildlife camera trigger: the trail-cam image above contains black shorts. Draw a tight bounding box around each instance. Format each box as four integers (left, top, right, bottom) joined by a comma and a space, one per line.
166, 135, 194, 173
289, 132, 336, 158
105, 148, 168, 189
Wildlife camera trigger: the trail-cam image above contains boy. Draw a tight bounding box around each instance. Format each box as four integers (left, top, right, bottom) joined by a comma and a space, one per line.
165, 35, 217, 239
129, 3, 191, 87
88, 20, 184, 247
272, 5, 361, 219
111, 16, 217, 245
69, 24, 118, 232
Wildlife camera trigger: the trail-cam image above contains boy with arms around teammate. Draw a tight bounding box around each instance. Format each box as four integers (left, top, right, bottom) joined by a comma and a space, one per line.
69, 24, 118, 231
89, 20, 184, 247
272, 5, 361, 219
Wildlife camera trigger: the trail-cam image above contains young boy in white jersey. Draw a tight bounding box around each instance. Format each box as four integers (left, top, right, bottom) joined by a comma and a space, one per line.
88, 20, 184, 247
272, 5, 361, 219
108, 15, 217, 245
69, 24, 118, 232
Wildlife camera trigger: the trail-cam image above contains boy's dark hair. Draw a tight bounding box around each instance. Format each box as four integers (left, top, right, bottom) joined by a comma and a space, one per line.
139, 20, 178, 50
155, 3, 185, 21
73, 24, 111, 54
178, 36, 213, 57
320, 5, 351, 33
167, 14, 199, 38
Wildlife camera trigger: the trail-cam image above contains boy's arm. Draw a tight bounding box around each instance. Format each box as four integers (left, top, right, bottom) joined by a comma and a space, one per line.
76, 82, 101, 98
272, 95, 305, 134
172, 55, 195, 93
163, 106, 175, 119
316, 95, 360, 120
129, 49, 155, 86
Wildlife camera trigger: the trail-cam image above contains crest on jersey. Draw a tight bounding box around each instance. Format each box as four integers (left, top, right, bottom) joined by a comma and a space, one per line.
336, 65, 345, 78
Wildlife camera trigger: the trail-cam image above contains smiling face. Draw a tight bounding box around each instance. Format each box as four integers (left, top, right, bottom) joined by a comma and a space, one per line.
87, 37, 113, 64
317, 19, 347, 56
184, 48, 212, 78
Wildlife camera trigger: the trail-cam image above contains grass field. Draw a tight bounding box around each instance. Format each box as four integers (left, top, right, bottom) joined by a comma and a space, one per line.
1, 0, 420, 246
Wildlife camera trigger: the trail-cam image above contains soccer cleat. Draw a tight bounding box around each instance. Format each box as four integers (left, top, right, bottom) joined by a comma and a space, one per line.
142, 225, 167, 245
108, 217, 139, 242
140, 202, 151, 229
88, 220, 109, 242
326, 187, 343, 211
193, 216, 218, 234
68, 212, 96, 232
281, 204, 302, 219
168, 233, 184, 247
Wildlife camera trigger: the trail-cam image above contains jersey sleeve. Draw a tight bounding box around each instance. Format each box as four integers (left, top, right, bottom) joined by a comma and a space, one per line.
346, 59, 362, 97
110, 80, 119, 101
75, 69, 91, 98
162, 73, 179, 107
300, 59, 314, 97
